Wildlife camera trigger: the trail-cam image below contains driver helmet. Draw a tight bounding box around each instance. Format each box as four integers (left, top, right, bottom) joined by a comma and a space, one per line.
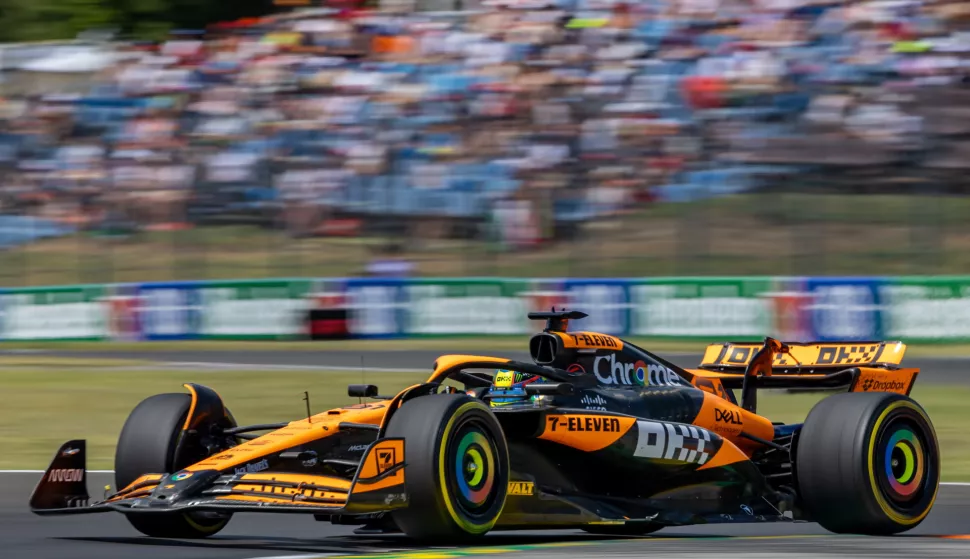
488, 369, 542, 407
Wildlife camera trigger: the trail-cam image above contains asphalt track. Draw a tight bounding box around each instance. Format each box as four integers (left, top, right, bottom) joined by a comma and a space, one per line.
4, 473, 970, 559
5, 347, 970, 558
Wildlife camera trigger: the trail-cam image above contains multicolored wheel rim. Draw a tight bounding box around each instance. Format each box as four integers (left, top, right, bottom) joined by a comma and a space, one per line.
883, 427, 925, 499
875, 417, 930, 506
448, 419, 498, 516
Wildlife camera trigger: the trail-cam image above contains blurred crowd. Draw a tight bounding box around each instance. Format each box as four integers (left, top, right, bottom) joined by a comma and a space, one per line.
2, 0, 970, 249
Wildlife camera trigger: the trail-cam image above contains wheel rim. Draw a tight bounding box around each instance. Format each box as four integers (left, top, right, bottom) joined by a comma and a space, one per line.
883, 426, 924, 500
874, 415, 933, 512
446, 417, 499, 519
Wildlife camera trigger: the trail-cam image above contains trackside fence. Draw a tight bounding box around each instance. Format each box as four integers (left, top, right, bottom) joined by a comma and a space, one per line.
1, 276, 967, 343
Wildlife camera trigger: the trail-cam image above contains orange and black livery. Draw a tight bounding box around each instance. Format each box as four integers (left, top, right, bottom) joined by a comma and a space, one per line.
30, 309, 940, 542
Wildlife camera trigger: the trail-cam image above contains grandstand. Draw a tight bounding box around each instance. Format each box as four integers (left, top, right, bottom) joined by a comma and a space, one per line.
2, 0, 970, 284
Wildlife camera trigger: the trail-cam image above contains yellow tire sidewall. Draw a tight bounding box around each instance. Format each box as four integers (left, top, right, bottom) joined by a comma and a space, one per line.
866, 399, 939, 526
436, 401, 508, 536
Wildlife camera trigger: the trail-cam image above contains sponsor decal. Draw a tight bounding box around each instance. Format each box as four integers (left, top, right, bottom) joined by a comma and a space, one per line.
235, 459, 270, 475
48, 469, 84, 483
566, 363, 586, 375
212, 454, 233, 461
860, 378, 906, 393
630, 281, 771, 337
494, 371, 515, 387
633, 421, 712, 465
508, 481, 535, 496
810, 282, 878, 341
709, 343, 888, 368
547, 416, 621, 433
60, 447, 80, 457
693, 377, 732, 402
817, 345, 882, 365
715, 408, 743, 426
199, 285, 313, 337
348, 444, 369, 452
171, 472, 193, 481
376, 448, 397, 474
593, 354, 684, 387
568, 332, 620, 349
580, 393, 608, 411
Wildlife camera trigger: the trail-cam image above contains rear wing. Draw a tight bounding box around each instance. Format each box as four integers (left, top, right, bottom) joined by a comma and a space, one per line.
699, 341, 907, 372
693, 338, 917, 413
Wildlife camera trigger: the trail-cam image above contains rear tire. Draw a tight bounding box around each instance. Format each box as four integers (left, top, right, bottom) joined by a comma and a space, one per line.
387, 394, 510, 542
115, 393, 231, 538
796, 392, 939, 535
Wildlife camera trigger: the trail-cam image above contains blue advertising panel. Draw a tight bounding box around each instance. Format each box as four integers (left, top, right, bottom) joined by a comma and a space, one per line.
342, 277, 408, 339
804, 277, 885, 342
135, 282, 202, 340
561, 279, 631, 336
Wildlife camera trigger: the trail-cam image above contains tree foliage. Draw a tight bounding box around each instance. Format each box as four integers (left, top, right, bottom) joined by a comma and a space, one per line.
0, 0, 276, 42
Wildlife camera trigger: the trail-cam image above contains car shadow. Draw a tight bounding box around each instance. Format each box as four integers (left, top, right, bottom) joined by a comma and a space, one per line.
56, 531, 707, 555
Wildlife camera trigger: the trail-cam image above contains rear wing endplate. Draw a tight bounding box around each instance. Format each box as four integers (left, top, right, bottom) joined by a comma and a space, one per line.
700, 341, 907, 372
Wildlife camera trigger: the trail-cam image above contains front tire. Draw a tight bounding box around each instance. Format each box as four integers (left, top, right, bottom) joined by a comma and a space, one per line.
115, 393, 231, 538
796, 392, 939, 535
386, 394, 510, 542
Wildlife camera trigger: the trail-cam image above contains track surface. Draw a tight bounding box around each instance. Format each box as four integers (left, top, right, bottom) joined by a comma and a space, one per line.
6, 473, 970, 559
6, 348, 970, 558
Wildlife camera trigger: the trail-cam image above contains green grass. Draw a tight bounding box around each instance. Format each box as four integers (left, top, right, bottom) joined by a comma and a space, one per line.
3, 364, 970, 480
3, 192, 970, 285
1, 367, 430, 471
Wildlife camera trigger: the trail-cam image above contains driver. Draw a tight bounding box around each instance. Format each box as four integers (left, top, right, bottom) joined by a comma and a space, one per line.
488, 369, 542, 407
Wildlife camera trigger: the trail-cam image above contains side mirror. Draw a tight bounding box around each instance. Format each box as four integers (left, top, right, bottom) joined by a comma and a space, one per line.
348, 384, 379, 398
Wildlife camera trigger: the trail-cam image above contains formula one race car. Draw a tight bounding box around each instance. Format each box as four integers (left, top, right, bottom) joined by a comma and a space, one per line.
30, 310, 939, 541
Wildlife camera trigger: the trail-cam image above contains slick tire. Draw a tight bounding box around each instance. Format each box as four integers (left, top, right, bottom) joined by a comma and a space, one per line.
796, 392, 939, 535
386, 394, 510, 542
115, 393, 231, 538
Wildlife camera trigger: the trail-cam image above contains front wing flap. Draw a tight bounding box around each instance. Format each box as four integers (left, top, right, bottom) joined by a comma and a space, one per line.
30, 438, 407, 516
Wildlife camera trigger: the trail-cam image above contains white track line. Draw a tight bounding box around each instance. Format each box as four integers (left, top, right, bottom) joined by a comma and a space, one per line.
159, 361, 426, 373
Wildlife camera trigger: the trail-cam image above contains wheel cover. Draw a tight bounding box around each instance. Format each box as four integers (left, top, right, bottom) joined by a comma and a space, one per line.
881, 426, 925, 500
448, 418, 499, 517
437, 403, 507, 535
867, 401, 938, 525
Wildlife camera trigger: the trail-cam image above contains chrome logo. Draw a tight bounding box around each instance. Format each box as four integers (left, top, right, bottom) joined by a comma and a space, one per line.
171, 472, 193, 481
634, 361, 648, 386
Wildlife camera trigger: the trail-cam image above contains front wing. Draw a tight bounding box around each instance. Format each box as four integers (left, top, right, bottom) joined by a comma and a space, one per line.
30, 439, 408, 517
